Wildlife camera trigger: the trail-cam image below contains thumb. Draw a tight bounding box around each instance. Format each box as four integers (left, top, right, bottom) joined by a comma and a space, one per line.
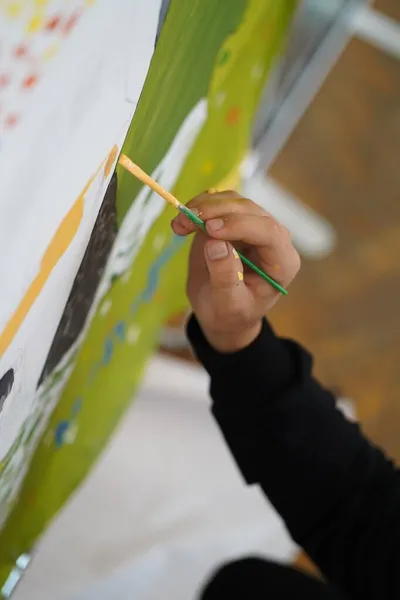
204, 239, 244, 290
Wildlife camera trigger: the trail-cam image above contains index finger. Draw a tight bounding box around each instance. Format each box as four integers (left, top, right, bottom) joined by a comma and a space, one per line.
171, 191, 266, 236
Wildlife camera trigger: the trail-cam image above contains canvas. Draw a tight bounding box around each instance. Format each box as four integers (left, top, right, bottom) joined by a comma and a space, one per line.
0, 0, 297, 590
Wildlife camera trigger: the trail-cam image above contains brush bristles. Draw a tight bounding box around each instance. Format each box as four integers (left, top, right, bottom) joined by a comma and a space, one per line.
118, 154, 180, 210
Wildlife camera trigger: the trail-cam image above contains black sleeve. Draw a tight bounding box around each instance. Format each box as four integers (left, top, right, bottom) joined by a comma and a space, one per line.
187, 314, 400, 600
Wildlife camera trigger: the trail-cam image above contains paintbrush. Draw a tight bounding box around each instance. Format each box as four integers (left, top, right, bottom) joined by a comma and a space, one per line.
118, 154, 288, 296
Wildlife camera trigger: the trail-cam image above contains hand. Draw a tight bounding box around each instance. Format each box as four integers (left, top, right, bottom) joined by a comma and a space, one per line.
171, 191, 300, 352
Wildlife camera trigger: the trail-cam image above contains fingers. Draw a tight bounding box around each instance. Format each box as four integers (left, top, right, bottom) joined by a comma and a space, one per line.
203, 239, 244, 291
206, 213, 300, 287
171, 191, 266, 236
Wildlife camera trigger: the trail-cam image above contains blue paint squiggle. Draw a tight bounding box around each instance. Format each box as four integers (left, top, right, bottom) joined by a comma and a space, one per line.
97, 234, 186, 372
130, 234, 186, 314
54, 397, 83, 448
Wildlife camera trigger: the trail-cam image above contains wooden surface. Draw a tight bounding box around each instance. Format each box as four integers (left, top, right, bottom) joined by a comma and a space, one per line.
375, 0, 400, 22
269, 37, 400, 459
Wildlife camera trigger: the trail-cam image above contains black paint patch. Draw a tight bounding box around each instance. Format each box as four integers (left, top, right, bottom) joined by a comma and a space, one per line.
0, 368, 14, 413
38, 173, 118, 385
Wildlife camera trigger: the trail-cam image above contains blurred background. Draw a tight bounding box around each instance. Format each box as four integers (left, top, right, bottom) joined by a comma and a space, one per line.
4, 0, 400, 598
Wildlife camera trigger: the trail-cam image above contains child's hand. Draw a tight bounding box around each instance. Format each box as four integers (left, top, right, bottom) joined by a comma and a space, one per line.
171, 191, 300, 352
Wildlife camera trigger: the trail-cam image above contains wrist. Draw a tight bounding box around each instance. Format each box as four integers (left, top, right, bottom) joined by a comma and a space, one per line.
201, 320, 263, 353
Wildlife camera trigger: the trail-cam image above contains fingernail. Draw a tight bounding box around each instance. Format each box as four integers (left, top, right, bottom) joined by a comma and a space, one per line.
206, 241, 228, 260
207, 218, 224, 232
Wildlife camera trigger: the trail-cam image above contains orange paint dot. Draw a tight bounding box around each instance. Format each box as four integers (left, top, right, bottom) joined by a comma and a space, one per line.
226, 106, 241, 126
46, 15, 61, 30
0, 74, 10, 88
64, 12, 80, 34
5, 114, 19, 128
201, 159, 214, 175
261, 25, 273, 42
27, 490, 37, 505
23, 74, 38, 89
15, 44, 28, 58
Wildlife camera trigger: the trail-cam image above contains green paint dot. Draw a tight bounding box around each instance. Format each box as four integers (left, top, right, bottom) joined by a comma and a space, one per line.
218, 48, 231, 65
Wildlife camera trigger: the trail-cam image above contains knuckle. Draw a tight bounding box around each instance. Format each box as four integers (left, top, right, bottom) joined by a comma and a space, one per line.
212, 269, 240, 289
292, 249, 301, 274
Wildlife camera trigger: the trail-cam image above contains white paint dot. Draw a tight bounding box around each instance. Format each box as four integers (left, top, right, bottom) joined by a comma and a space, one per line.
153, 234, 165, 252
99, 299, 112, 316
251, 63, 264, 80
64, 423, 78, 445
215, 91, 226, 107
127, 325, 141, 345
121, 269, 132, 284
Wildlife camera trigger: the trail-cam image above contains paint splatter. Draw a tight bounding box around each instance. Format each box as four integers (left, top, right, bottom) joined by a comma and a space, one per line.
42, 42, 59, 62
127, 325, 141, 345
6, 2, 22, 18
237, 271, 243, 281
5, 114, 19, 128
251, 63, 263, 80
226, 107, 241, 126
46, 15, 61, 31
214, 91, 226, 108
218, 48, 231, 65
102, 337, 114, 366
64, 12, 80, 34
104, 145, 119, 178
99, 299, 112, 316
14, 44, 28, 58
232, 248, 240, 259
27, 14, 43, 33
114, 321, 126, 341
201, 159, 214, 175
22, 74, 38, 89
0, 75, 10, 88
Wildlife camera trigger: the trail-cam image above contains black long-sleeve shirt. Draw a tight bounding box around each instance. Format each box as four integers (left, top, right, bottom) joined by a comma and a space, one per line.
187, 315, 400, 600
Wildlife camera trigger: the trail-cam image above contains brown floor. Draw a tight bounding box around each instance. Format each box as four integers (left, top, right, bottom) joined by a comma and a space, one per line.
269, 37, 400, 459
375, 0, 400, 22
161, 34, 400, 579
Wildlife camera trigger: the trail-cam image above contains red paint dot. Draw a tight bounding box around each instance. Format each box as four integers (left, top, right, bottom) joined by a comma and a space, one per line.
23, 74, 38, 89
0, 74, 10, 88
15, 44, 28, 58
64, 12, 80, 34
46, 15, 61, 31
226, 106, 241, 126
5, 114, 19, 128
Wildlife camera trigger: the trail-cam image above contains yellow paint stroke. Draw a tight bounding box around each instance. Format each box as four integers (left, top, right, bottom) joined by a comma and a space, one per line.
104, 145, 119, 178
42, 42, 59, 62
6, 2, 22, 18
26, 13, 43, 33
200, 159, 214, 176
0, 147, 117, 358
237, 271, 243, 281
